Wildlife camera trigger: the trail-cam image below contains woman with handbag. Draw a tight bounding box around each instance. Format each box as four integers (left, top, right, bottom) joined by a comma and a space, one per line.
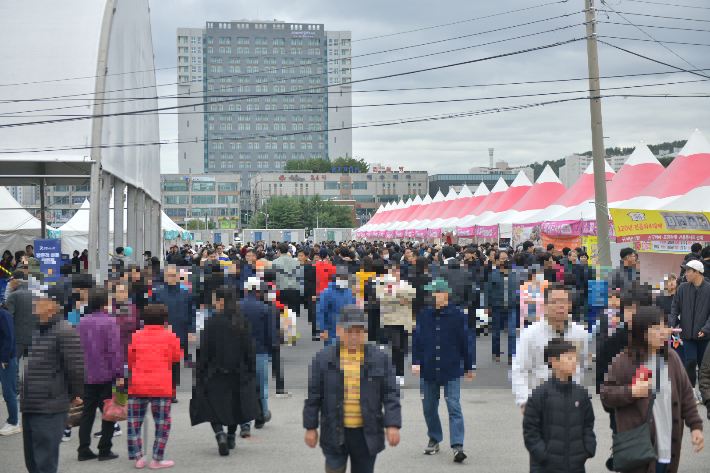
189, 285, 261, 456
600, 306, 704, 473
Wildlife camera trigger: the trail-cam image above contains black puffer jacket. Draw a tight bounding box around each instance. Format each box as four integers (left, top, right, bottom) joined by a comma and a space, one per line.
523, 377, 596, 473
20, 317, 85, 414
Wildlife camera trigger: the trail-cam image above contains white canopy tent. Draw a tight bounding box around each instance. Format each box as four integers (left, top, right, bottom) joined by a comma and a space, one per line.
0, 186, 59, 253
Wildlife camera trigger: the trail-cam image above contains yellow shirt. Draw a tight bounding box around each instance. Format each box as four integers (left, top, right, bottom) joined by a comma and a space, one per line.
340, 346, 364, 428
356, 270, 376, 301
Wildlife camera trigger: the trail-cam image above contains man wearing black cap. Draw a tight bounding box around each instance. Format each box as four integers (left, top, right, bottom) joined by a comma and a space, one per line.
143, 251, 152, 262
304, 305, 401, 473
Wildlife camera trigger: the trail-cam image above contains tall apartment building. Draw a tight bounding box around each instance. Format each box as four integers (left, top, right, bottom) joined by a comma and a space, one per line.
6, 186, 38, 206
324, 31, 352, 160
176, 21, 352, 224
558, 154, 629, 188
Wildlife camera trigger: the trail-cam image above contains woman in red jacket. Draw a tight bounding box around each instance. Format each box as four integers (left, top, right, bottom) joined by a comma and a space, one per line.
127, 304, 182, 469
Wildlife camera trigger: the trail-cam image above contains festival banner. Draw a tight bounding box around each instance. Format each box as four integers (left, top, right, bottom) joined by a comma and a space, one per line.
476, 225, 498, 240
633, 240, 707, 254
542, 233, 582, 252
34, 238, 61, 284
394, 229, 406, 238
405, 229, 416, 238
581, 219, 616, 238
457, 238, 474, 245
608, 209, 710, 242
414, 229, 427, 239
164, 230, 178, 241
456, 226, 476, 237
385, 230, 395, 239
540, 220, 582, 236
427, 228, 441, 239
512, 222, 542, 248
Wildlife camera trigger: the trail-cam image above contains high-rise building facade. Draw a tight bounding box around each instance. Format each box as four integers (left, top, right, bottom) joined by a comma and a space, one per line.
325, 31, 352, 160
176, 20, 353, 227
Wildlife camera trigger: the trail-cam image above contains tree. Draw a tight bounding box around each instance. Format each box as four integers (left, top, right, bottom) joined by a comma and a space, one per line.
283, 157, 369, 173
248, 194, 354, 229
186, 219, 216, 230
330, 157, 369, 172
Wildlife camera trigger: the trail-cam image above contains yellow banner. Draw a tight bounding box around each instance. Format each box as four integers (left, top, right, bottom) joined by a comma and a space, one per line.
581, 236, 598, 264
609, 208, 710, 243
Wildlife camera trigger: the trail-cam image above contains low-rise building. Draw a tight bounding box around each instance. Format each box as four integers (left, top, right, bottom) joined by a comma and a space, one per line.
249, 169, 428, 221
161, 173, 241, 229
468, 161, 534, 183
428, 173, 519, 197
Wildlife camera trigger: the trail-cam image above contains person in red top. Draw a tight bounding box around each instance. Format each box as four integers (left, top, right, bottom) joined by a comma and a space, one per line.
127, 304, 182, 470
315, 249, 336, 296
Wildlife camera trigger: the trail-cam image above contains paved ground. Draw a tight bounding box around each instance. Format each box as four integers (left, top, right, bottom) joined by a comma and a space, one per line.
2, 315, 709, 472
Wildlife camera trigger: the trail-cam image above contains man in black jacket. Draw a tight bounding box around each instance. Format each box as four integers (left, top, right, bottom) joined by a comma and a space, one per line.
304, 305, 401, 473
21, 288, 85, 473
671, 259, 710, 399
523, 339, 595, 473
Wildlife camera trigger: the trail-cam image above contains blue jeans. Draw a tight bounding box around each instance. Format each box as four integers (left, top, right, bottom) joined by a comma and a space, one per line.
656, 462, 668, 473
242, 354, 270, 427
683, 339, 709, 387
588, 306, 603, 334
0, 357, 18, 425
420, 377, 464, 447
491, 309, 515, 357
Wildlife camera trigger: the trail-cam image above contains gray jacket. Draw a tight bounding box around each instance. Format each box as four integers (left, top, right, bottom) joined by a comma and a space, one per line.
21, 318, 85, 414
6, 285, 36, 347
270, 254, 302, 291
700, 344, 710, 409
670, 280, 710, 340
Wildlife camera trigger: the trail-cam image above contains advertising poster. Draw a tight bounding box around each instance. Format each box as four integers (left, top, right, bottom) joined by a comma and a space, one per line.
34, 238, 61, 284
633, 240, 707, 254
512, 223, 542, 248
581, 236, 598, 264
609, 208, 710, 242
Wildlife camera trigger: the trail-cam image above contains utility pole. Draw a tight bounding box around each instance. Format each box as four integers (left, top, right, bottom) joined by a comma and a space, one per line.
584, 0, 612, 267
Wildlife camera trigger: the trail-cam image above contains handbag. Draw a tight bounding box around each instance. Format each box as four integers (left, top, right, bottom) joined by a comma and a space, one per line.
611, 356, 661, 472
67, 403, 84, 428
102, 388, 129, 423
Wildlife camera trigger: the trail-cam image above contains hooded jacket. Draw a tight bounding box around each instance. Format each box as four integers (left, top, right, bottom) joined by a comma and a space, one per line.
316, 282, 355, 341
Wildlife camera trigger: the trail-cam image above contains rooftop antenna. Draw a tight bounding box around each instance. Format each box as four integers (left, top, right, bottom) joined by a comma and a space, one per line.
488, 148, 494, 167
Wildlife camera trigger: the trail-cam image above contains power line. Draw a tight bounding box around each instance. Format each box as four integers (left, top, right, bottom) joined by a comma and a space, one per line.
600, 39, 710, 79
6, 77, 708, 119
598, 35, 710, 47
625, 0, 710, 11
351, 0, 572, 41
597, 9, 710, 22
0, 93, 706, 156
599, 0, 709, 79
598, 20, 710, 33
0, 37, 585, 129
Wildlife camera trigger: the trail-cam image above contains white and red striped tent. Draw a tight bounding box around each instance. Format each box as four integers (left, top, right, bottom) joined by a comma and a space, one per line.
404, 190, 446, 231
425, 184, 474, 231
475, 165, 567, 236
411, 188, 459, 230
468, 171, 533, 226
456, 177, 509, 228
552, 141, 664, 222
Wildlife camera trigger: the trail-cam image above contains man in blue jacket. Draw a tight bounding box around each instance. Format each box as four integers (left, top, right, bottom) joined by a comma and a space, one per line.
304, 305, 401, 473
412, 278, 475, 463
316, 265, 355, 347
238, 277, 278, 438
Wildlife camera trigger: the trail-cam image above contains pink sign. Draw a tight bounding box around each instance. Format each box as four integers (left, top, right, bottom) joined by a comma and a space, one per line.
428, 228, 441, 239
394, 229, 405, 238
385, 230, 395, 239
582, 219, 617, 238
414, 229, 427, 238
476, 225, 498, 239
541, 220, 582, 236
456, 226, 476, 237
405, 229, 415, 238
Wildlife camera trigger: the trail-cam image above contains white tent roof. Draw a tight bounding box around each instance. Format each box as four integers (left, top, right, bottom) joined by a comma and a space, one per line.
0, 186, 59, 253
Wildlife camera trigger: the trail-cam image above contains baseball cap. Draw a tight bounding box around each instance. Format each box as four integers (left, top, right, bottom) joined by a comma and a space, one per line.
339, 305, 367, 328
423, 278, 452, 293
8, 270, 26, 281
143, 251, 152, 257
335, 265, 350, 278
681, 259, 705, 273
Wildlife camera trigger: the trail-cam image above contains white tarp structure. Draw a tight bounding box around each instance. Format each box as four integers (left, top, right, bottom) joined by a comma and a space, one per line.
0, 186, 59, 253
0, 0, 162, 271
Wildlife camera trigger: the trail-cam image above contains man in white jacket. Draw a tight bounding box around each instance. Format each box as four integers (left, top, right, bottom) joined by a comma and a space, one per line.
512, 283, 588, 413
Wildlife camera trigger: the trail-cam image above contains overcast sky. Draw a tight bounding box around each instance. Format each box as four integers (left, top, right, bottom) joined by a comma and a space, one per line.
151, 0, 710, 176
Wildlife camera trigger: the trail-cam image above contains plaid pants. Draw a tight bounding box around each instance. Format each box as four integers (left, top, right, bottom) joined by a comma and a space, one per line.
127, 398, 172, 461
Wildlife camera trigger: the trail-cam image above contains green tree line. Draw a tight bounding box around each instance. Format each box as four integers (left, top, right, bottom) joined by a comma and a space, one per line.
283, 157, 369, 173
248, 194, 354, 229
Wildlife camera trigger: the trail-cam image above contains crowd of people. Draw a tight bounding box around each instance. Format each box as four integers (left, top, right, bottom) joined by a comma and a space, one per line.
0, 237, 709, 472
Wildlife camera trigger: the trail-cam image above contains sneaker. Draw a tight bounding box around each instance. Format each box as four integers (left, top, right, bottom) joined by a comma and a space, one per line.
148, 460, 174, 469
695, 392, 703, 404
61, 429, 71, 442
275, 390, 291, 398
135, 455, 149, 469
424, 438, 440, 455
255, 410, 272, 429
0, 423, 21, 436
453, 445, 467, 463
94, 423, 121, 438
396, 376, 404, 386
239, 424, 251, 438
